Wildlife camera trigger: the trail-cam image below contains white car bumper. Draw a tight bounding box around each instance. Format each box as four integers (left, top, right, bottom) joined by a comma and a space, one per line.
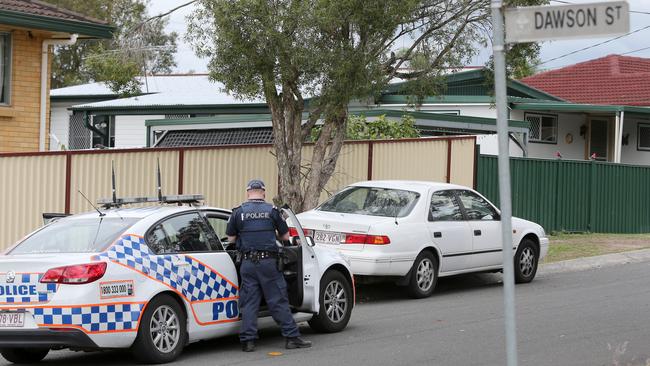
337, 249, 413, 276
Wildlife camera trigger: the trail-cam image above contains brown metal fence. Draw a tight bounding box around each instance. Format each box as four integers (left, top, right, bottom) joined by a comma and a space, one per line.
0, 136, 476, 248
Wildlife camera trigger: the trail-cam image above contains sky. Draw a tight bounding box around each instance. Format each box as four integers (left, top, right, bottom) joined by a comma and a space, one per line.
149, 0, 650, 75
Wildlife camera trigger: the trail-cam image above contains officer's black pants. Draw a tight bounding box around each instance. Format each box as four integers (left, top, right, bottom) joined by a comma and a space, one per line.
239, 258, 300, 342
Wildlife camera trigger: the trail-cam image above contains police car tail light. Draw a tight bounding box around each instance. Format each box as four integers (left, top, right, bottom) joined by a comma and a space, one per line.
343, 234, 391, 245
40, 262, 107, 284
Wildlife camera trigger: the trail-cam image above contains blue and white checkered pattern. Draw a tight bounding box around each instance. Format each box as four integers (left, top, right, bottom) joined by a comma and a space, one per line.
33, 303, 144, 332
97, 235, 238, 302
0, 273, 57, 304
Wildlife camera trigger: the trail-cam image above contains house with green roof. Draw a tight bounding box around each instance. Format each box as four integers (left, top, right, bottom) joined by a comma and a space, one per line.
381, 68, 650, 164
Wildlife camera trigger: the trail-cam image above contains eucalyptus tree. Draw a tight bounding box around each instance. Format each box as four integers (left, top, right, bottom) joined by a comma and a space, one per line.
188, 0, 543, 211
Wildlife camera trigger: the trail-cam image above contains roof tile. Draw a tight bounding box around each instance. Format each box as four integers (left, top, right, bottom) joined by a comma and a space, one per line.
521, 54, 650, 106
0, 0, 108, 25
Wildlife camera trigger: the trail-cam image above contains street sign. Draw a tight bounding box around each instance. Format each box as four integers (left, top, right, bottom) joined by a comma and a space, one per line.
505, 1, 629, 43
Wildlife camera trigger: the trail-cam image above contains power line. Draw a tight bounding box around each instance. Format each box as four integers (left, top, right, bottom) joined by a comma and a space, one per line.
621, 45, 650, 55
550, 0, 650, 15
538, 24, 650, 65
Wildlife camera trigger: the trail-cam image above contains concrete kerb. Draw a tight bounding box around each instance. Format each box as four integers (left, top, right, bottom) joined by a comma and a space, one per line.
539, 248, 650, 275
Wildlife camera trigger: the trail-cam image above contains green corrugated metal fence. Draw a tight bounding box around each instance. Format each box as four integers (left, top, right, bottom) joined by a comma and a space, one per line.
476, 155, 650, 233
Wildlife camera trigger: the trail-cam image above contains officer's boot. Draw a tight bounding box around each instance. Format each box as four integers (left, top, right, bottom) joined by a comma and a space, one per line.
242, 341, 255, 352
285, 337, 312, 349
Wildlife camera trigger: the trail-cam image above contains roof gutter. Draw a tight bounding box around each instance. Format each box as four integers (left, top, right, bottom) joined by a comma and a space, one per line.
40, 34, 78, 151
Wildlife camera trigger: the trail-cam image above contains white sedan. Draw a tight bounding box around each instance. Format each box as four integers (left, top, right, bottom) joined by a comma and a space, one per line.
296, 181, 549, 298
0, 197, 353, 364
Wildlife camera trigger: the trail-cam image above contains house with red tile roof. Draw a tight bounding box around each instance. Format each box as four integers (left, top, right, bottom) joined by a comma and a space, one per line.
520, 55, 650, 165
522, 54, 650, 106
0, 0, 113, 152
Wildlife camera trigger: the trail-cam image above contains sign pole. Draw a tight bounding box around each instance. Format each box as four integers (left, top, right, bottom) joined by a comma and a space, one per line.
491, 1, 518, 365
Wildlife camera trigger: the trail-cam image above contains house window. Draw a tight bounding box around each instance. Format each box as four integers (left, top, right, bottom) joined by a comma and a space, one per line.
0, 33, 11, 105
526, 113, 558, 143
639, 123, 650, 151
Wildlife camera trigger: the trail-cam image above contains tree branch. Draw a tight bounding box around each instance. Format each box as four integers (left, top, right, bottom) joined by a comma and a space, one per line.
127, 0, 199, 35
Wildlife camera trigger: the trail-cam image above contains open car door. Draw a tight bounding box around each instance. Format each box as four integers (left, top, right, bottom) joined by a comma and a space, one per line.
281, 208, 320, 314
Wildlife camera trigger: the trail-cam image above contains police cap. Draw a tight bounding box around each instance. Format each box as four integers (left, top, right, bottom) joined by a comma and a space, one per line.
246, 179, 266, 191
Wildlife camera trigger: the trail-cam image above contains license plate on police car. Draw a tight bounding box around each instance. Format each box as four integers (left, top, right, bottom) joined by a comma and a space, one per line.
314, 231, 343, 245
0, 312, 24, 328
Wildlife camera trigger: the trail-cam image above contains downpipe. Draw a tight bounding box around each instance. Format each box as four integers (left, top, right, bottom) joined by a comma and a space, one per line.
40, 34, 78, 151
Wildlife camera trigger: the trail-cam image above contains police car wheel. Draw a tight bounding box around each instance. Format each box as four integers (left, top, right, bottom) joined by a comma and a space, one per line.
406, 251, 438, 299
0, 348, 49, 364
514, 238, 538, 284
308, 270, 352, 333
132, 294, 187, 364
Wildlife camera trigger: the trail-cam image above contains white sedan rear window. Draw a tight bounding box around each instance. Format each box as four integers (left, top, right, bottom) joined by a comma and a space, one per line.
319, 187, 419, 217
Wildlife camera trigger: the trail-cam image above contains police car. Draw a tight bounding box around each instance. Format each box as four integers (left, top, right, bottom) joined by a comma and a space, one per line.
0, 195, 354, 364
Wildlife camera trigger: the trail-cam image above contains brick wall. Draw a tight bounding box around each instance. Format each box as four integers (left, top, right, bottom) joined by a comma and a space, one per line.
0, 28, 51, 152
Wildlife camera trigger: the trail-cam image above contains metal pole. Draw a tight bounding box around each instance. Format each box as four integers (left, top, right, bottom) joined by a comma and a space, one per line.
491, 1, 518, 366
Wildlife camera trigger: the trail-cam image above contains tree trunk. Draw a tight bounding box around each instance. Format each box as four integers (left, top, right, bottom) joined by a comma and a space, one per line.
266, 81, 306, 211
302, 108, 347, 211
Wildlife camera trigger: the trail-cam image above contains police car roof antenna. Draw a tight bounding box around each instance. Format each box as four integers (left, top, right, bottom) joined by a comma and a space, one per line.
111, 161, 118, 206
78, 190, 105, 217
156, 158, 163, 203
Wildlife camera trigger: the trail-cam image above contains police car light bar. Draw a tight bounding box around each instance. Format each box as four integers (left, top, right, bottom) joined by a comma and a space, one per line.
98, 160, 204, 208
97, 194, 205, 208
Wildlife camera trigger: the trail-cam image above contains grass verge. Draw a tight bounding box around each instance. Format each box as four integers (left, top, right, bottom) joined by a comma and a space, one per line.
543, 233, 650, 264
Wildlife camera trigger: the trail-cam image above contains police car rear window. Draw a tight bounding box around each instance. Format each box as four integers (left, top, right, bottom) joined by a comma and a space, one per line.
10, 218, 138, 254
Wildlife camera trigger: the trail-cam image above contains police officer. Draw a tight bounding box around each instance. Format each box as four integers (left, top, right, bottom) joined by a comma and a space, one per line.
226, 179, 312, 352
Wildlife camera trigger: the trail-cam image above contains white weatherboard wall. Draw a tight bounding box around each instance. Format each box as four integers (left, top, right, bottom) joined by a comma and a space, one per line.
114, 115, 163, 148
511, 110, 586, 160
420, 104, 496, 118
49, 102, 73, 151
476, 134, 525, 157
621, 119, 650, 166
381, 103, 497, 119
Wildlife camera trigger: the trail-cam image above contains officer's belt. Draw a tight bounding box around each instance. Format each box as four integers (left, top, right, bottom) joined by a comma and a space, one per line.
242, 251, 278, 261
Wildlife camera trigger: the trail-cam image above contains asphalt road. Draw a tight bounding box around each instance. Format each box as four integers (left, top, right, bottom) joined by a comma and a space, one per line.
5, 262, 650, 366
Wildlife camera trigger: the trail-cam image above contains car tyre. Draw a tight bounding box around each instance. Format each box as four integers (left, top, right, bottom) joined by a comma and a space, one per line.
131, 294, 187, 364
308, 270, 353, 333
0, 348, 49, 364
514, 238, 539, 283
406, 251, 438, 299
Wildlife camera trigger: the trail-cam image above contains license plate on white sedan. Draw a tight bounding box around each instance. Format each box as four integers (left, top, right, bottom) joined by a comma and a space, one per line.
0, 312, 24, 328
314, 231, 344, 245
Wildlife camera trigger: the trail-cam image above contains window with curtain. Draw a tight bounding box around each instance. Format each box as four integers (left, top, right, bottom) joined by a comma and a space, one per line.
0, 33, 10, 105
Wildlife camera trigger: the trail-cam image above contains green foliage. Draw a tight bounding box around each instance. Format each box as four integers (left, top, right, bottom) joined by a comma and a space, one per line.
189, 0, 419, 109
48, 0, 178, 95
311, 114, 420, 141
482, 0, 549, 80
84, 46, 142, 97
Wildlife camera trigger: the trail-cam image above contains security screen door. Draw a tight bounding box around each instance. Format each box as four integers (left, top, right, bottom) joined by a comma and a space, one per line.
589, 119, 609, 161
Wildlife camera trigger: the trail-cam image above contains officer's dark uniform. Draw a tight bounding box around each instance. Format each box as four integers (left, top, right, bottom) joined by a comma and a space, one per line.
225, 180, 303, 349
